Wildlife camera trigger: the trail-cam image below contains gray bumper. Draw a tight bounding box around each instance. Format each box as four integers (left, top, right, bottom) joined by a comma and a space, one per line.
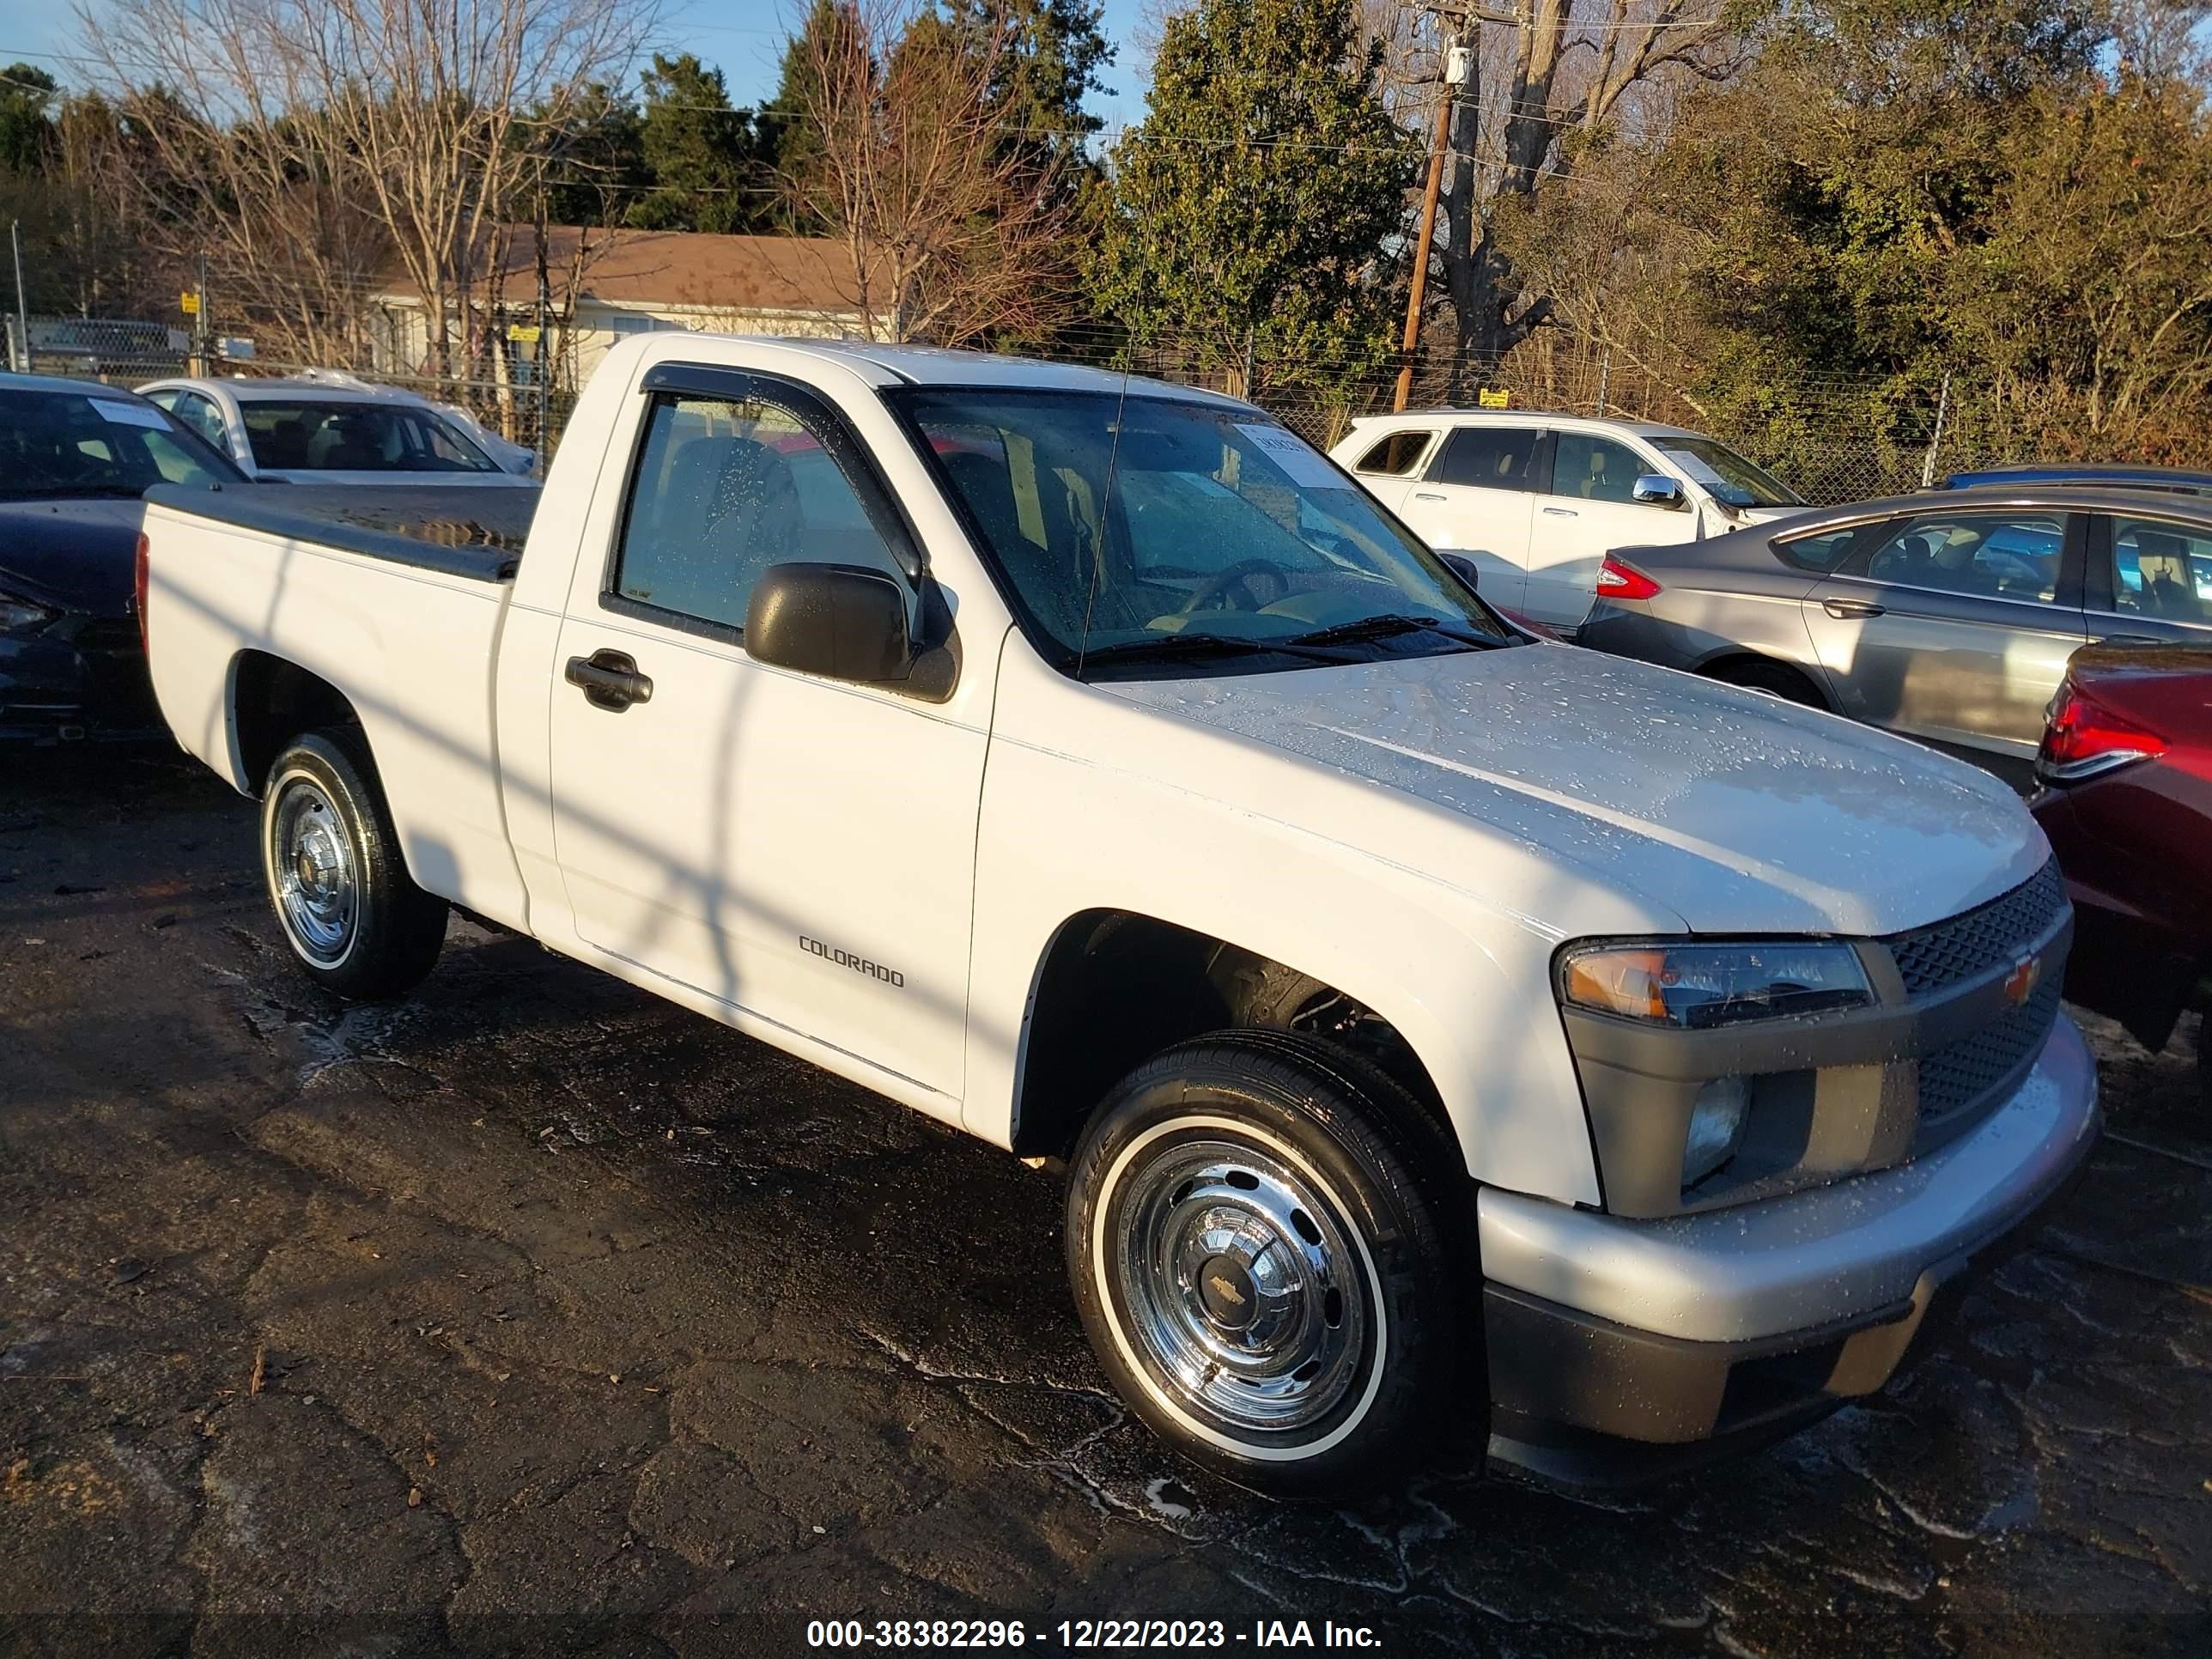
1479, 1012, 2101, 1345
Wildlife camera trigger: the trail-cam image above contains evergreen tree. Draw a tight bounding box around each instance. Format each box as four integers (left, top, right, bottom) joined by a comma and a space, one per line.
629, 53, 769, 235
0, 63, 58, 176
1087, 0, 1416, 392
537, 82, 647, 228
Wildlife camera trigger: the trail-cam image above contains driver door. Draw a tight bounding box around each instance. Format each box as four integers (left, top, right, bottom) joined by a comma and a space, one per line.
544, 366, 987, 1101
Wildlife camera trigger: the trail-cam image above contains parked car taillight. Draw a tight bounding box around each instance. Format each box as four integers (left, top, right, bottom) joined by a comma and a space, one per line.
134, 532, 150, 654
1596, 555, 1662, 601
2038, 678, 2167, 783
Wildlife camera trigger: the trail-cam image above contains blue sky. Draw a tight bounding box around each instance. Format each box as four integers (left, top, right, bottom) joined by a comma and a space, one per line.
3, 1, 1154, 129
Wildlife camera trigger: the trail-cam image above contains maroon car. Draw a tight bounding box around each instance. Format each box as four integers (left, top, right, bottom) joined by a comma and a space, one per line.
2032, 641, 2212, 1101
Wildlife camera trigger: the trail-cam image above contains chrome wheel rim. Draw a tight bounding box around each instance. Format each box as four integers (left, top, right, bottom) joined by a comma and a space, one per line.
270, 779, 356, 965
1111, 1136, 1368, 1435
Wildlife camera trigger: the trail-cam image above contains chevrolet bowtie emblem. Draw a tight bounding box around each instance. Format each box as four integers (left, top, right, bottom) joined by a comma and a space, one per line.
2002, 954, 2042, 1006
1207, 1274, 1246, 1307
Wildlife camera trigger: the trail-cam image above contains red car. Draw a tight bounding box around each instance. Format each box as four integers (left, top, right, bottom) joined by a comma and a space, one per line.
2032, 641, 2212, 1101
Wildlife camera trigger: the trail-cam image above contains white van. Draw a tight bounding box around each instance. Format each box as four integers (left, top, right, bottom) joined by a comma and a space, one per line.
1331, 411, 1808, 630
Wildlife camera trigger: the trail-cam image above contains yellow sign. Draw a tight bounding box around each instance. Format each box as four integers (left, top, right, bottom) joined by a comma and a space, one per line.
179, 292, 200, 315
507, 324, 542, 344
1476, 387, 1510, 409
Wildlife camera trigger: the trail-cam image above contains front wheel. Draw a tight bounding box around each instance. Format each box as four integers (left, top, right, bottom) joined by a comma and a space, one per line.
1065, 1031, 1469, 1498
261, 732, 447, 1000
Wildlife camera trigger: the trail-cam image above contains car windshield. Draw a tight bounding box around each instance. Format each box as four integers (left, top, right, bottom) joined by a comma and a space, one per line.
897, 388, 1516, 678
0, 388, 241, 501
239, 398, 499, 474
1655, 437, 1803, 510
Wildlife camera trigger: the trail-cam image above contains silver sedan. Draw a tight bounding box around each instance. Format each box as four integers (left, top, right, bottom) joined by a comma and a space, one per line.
1576, 483, 2212, 783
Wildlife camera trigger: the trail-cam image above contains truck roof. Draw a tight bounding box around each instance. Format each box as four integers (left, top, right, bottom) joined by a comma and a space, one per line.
731, 337, 1255, 407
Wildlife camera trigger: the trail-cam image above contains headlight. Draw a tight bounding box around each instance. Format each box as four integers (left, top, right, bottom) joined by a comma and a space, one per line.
1559, 939, 1872, 1030
0, 593, 58, 632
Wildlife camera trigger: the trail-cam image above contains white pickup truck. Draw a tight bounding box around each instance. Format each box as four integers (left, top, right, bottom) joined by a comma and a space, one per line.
140, 334, 2098, 1498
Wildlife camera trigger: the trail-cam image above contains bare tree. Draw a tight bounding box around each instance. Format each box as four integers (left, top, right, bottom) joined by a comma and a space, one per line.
76, 0, 654, 374
1414, 1, 1745, 378
784, 0, 1077, 346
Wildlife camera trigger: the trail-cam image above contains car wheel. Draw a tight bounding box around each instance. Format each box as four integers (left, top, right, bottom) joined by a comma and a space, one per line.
1065, 1030, 1468, 1498
261, 732, 447, 999
1710, 658, 1826, 709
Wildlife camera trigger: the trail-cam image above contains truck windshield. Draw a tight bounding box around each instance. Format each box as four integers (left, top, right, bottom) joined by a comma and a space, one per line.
896, 387, 1515, 678
0, 388, 242, 500
1654, 437, 1803, 510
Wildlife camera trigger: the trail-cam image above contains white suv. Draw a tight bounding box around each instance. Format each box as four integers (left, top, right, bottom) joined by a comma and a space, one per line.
1331, 412, 1808, 631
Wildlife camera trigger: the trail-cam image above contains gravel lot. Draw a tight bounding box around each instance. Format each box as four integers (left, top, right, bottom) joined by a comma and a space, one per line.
3, 745, 2207, 1658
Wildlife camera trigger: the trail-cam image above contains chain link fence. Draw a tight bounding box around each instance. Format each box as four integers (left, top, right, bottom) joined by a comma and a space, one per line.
5, 314, 194, 383
2, 307, 2057, 502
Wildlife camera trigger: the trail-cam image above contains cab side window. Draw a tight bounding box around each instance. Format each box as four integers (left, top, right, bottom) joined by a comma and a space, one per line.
1550, 434, 1646, 505
1863, 514, 2065, 604
611, 390, 908, 634
2108, 515, 2212, 624
1429, 426, 1541, 490
1352, 429, 1433, 477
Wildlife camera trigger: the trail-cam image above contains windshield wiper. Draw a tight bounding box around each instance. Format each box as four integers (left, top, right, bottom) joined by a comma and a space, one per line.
1076, 632, 1355, 671
1287, 613, 1501, 650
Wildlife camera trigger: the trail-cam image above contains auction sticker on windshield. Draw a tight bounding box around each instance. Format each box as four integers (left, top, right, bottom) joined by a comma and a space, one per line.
93, 399, 171, 428
1235, 423, 1352, 490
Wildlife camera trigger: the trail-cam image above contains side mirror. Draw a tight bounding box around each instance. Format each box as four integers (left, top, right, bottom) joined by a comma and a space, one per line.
1632, 474, 1686, 508
1438, 552, 1481, 592
745, 562, 915, 684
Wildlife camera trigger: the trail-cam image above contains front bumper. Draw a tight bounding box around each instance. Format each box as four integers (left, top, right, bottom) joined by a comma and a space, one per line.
1480, 1013, 2100, 1487
0, 622, 161, 743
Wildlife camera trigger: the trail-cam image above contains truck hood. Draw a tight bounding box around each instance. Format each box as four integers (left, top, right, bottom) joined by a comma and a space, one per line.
1099, 643, 2044, 936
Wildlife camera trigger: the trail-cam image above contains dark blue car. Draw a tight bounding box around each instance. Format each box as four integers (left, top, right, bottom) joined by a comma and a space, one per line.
1942, 463, 2212, 497
1, 372, 245, 742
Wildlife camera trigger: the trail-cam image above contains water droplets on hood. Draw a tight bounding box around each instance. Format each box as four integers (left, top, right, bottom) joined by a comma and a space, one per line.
1100, 645, 2041, 936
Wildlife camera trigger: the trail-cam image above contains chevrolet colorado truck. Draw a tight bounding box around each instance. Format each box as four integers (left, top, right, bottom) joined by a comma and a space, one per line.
138, 335, 2100, 1498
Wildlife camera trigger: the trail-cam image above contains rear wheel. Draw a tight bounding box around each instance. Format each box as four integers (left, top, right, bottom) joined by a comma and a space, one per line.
1708, 657, 1826, 709
261, 732, 447, 1000
1065, 1031, 1468, 1498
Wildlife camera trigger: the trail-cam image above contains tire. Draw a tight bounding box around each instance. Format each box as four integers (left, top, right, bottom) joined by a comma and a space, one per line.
1709, 658, 1826, 709
260, 731, 447, 1000
1065, 1030, 1470, 1499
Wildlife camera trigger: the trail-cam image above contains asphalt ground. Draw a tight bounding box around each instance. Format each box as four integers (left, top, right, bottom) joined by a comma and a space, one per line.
3, 744, 2207, 1658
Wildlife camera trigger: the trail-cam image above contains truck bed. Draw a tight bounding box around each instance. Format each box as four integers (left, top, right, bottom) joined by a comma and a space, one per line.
140, 478, 533, 933
143, 482, 534, 583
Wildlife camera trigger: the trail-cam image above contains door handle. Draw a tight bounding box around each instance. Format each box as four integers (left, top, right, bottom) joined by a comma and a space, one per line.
1541, 506, 1579, 518
565, 649, 653, 712
1823, 599, 1886, 620
1413, 491, 1445, 501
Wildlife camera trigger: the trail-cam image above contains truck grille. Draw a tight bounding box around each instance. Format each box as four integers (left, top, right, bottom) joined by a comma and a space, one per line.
1881, 859, 2066, 998
1915, 975, 2063, 1128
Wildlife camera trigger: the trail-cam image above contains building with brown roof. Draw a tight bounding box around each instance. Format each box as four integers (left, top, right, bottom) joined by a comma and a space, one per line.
369, 227, 884, 382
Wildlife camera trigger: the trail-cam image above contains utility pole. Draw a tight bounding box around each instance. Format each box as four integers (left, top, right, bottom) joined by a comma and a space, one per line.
1393, 61, 1460, 412
1595, 345, 1611, 416
9, 220, 28, 373
188, 251, 210, 377
1395, 12, 1485, 412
